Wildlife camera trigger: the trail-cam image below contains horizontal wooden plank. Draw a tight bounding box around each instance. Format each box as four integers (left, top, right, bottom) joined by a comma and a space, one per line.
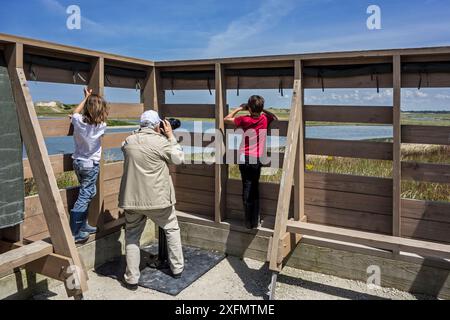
26, 64, 91, 86
24, 153, 74, 179
39, 118, 73, 137
226, 193, 289, 217
305, 139, 393, 160
305, 205, 392, 235
401, 199, 450, 224
304, 172, 393, 197
169, 164, 215, 177
23, 214, 48, 239
304, 188, 392, 216
103, 132, 130, 149
104, 178, 121, 197
172, 173, 215, 191
0, 241, 53, 274
162, 104, 215, 118
402, 161, 450, 183
175, 187, 215, 207
175, 202, 214, 218
286, 221, 450, 258
108, 103, 144, 119
402, 125, 450, 145
304, 105, 393, 124
402, 217, 450, 244
104, 161, 123, 181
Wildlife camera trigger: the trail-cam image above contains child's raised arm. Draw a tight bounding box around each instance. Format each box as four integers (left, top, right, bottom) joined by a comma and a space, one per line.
224, 104, 247, 126
72, 87, 93, 115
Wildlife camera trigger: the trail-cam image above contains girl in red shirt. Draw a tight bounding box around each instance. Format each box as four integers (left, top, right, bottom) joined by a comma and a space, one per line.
224, 95, 278, 229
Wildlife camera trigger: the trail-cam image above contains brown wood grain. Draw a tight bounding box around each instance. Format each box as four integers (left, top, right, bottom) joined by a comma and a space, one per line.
304, 105, 393, 124
402, 161, 450, 184
108, 103, 144, 119
305, 138, 393, 160
162, 104, 215, 118
402, 125, 450, 145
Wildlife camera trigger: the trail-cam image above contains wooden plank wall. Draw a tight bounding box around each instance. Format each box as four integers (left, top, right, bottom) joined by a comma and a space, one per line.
11, 39, 449, 249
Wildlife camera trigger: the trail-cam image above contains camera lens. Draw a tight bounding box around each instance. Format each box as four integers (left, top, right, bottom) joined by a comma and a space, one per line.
160, 118, 181, 131
168, 118, 181, 130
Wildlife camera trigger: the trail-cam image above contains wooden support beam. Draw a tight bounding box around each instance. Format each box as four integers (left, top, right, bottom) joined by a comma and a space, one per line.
286, 220, 450, 259
88, 57, 105, 229
269, 67, 303, 272
0, 240, 53, 274
393, 55, 402, 239
89, 56, 104, 96
293, 60, 305, 222
141, 66, 162, 112
6, 42, 88, 295
214, 63, 227, 223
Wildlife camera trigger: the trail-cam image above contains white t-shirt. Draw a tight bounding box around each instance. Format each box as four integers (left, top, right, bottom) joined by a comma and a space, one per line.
71, 113, 107, 164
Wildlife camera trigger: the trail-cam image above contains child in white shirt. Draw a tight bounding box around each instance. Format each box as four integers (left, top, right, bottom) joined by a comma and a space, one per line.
70, 87, 108, 243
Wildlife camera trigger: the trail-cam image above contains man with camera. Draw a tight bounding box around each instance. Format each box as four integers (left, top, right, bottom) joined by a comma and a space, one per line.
118, 110, 184, 290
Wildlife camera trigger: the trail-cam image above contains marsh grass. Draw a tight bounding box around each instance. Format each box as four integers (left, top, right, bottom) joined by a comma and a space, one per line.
24, 171, 79, 197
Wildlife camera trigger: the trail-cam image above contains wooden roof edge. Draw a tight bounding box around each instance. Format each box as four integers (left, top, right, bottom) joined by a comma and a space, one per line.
0, 33, 155, 67
1, 33, 449, 69
155, 46, 450, 67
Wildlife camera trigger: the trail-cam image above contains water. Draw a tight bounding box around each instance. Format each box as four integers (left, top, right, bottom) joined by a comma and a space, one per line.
25, 121, 393, 161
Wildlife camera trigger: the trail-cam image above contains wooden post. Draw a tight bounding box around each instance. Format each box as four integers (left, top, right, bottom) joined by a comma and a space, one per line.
141, 66, 162, 112
214, 63, 227, 223
293, 60, 305, 222
6, 43, 88, 296
392, 55, 402, 239
87, 57, 105, 229
269, 66, 303, 272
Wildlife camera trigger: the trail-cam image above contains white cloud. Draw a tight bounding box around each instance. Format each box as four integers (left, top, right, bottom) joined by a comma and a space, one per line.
203, 0, 296, 58
40, 0, 66, 13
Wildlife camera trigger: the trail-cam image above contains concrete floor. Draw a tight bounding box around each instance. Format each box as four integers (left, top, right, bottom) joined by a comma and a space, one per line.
32, 256, 435, 300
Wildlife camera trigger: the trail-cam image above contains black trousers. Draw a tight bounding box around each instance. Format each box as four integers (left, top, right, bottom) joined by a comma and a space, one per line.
239, 158, 262, 229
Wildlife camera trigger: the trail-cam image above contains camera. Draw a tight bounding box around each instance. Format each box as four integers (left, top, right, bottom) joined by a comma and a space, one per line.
160, 118, 181, 132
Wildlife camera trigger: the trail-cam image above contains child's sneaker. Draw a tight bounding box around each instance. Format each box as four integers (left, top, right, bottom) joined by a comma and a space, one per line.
80, 221, 97, 234
74, 230, 90, 243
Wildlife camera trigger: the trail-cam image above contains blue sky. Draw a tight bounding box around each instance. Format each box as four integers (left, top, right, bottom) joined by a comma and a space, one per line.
1, 0, 450, 110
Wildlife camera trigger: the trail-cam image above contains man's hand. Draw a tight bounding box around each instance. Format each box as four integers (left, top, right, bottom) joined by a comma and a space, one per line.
162, 120, 174, 139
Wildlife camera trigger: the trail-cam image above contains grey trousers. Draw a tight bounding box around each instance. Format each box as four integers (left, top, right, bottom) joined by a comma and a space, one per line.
124, 206, 184, 285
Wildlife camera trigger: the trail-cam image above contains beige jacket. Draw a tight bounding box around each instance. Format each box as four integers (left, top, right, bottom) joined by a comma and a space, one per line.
118, 127, 184, 210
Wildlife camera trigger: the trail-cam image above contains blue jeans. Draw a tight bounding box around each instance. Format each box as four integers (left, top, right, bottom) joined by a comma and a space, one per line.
72, 160, 100, 214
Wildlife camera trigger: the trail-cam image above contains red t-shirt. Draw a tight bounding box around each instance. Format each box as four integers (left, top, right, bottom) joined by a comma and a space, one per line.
234, 113, 275, 158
